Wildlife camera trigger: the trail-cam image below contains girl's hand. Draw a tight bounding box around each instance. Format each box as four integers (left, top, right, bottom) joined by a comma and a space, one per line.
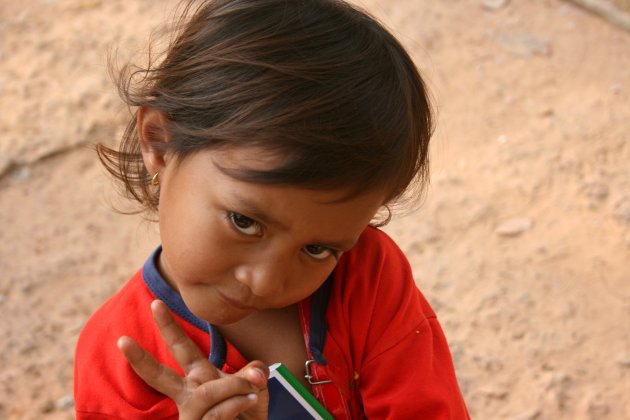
117, 300, 269, 420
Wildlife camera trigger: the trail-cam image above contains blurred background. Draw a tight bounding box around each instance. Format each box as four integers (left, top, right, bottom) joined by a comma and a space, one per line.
0, 0, 629, 418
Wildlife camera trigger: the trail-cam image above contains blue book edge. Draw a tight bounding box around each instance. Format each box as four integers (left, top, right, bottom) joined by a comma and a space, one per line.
267, 362, 335, 420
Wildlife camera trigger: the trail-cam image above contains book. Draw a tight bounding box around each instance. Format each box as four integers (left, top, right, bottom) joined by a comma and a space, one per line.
267, 362, 335, 420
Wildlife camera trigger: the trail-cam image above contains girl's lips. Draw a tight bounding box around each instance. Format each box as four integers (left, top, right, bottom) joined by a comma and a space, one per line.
218, 292, 255, 311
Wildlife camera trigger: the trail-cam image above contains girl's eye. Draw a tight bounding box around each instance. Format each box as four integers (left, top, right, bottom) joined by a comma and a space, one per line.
227, 212, 263, 237
303, 244, 336, 260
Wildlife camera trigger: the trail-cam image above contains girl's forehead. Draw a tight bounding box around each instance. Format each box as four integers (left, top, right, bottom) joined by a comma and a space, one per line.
210, 146, 288, 170
181, 147, 387, 206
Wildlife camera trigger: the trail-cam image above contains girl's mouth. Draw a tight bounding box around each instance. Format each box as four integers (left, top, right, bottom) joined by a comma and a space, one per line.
217, 291, 255, 311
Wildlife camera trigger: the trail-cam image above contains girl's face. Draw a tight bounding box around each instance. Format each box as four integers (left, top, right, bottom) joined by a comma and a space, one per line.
155, 148, 385, 325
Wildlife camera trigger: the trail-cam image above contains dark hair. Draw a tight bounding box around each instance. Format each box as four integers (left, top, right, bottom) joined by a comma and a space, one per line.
97, 0, 433, 214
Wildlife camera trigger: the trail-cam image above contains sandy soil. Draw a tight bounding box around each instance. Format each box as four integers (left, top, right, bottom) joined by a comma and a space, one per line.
1, 0, 629, 419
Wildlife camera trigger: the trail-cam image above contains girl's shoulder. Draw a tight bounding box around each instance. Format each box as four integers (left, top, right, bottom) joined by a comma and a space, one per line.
78, 269, 155, 344
329, 226, 436, 350
334, 226, 434, 317
74, 268, 207, 418
74, 270, 176, 417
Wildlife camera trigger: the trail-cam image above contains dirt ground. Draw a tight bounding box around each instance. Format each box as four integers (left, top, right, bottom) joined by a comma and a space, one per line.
1, 0, 629, 419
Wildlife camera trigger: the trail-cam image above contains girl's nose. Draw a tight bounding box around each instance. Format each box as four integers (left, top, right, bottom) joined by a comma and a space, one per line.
234, 258, 285, 297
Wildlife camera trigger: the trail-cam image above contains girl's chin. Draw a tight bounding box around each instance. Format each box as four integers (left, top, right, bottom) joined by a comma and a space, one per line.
197, 309, 255, 326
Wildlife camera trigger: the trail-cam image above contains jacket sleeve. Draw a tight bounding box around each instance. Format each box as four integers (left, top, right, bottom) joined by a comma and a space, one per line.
359, 315, 469, 419
342, 228, 470, 419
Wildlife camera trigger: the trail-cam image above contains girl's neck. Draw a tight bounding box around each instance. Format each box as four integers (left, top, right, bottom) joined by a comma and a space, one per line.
217, 304, 311, 389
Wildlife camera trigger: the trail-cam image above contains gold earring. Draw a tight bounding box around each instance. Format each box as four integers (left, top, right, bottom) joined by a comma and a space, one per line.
151, 172, 160, 186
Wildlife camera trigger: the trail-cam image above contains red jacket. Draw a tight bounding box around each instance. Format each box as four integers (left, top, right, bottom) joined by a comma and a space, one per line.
74, 227, 469, 419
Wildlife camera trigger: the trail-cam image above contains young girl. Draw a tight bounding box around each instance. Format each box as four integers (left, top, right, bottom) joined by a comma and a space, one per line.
74, 0, 470, 418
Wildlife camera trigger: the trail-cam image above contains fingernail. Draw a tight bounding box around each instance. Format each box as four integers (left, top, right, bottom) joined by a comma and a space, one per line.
247, 393, 257, 401
251, 367, 266, 381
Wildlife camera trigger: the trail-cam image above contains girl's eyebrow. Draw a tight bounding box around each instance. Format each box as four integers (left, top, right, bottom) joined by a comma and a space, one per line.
229, 193, 288, 230
228, 193, 358, 251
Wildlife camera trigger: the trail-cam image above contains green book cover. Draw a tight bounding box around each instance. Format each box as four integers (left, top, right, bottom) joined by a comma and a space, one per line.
267, 362, 335, 420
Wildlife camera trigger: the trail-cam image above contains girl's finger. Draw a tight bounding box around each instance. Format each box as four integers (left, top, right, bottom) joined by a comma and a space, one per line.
151, 300, 219, 383
181, 376, 259, 418
232, 361, 269, 391
199, 394, 259, 420
117, 336, 185, 401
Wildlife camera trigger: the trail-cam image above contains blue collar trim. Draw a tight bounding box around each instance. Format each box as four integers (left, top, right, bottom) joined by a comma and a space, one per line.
142, 246, 226, 368
309, 276, 333, 365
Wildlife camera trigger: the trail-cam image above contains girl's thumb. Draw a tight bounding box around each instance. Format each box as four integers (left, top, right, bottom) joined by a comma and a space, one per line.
237, 360, 269, 390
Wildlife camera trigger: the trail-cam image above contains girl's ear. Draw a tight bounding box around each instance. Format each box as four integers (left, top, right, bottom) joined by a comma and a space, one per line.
137, 107, 171, 176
